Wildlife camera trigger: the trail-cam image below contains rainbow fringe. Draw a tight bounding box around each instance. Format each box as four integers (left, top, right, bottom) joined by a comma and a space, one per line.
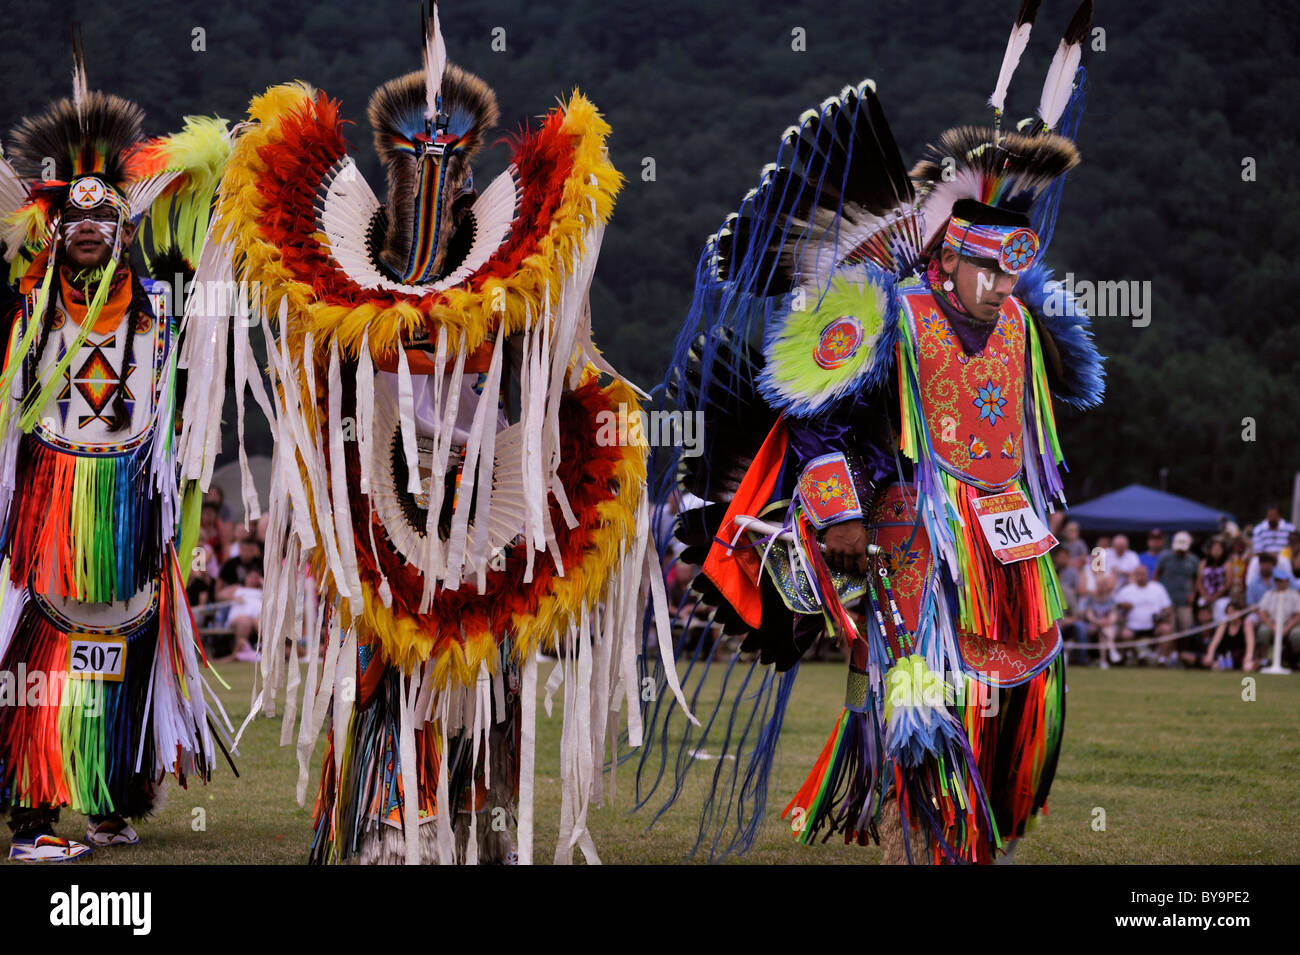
3, 432, 167, 603
0, 549, 224, 817
1, 597, 157, 815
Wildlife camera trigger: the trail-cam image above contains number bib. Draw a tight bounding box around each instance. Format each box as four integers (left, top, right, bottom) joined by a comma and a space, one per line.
68, 636, 127, 682
970, 489, 1057, 564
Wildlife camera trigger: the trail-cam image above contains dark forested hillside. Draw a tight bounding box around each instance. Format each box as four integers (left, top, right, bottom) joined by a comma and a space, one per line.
2, 0, 1295, 518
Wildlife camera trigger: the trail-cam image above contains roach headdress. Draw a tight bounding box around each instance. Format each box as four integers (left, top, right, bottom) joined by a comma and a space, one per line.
367, 4, 501, 284
913, 0, 1091, 259
1, 37, 231, 274
4, 38, 141, 262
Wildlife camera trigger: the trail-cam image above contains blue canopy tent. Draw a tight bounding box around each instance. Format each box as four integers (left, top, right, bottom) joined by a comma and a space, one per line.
1065, 484, 1233, 535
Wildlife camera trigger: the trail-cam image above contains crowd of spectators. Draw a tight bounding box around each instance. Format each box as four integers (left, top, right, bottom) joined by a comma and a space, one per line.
1050, 505, 1300, 671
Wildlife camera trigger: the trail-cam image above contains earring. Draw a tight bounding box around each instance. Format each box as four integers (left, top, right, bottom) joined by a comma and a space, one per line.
942, 277, 954, 292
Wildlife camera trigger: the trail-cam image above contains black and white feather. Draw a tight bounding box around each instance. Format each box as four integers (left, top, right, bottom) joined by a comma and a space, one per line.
1038, 0, 1093, 131
713, 80, 923, 295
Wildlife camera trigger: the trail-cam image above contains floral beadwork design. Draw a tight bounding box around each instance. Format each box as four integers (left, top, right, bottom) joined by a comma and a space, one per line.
974, 380, 1006, 425
815, 473, 846, 504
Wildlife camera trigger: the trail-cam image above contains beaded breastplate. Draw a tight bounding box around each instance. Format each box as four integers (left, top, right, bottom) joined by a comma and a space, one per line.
902, 289, 1025, 490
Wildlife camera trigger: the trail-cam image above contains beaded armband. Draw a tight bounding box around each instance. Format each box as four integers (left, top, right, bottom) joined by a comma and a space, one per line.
797, 452, 863, 529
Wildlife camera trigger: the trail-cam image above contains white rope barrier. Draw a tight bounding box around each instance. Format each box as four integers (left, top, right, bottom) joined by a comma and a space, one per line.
1060, 604, 1257, 651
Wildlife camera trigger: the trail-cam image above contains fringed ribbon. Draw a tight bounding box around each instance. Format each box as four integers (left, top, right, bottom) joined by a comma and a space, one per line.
937, 470, 1063, 641
0, 551, 228, 817
5, 433, 166, 603
19, 258, 122, 434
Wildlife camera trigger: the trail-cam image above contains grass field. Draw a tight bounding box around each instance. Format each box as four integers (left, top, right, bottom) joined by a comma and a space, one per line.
10, 660, 1299, 865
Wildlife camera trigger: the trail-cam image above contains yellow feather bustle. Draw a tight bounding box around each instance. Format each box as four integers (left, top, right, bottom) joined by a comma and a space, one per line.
213, 83, 623, 364
329, 376, 648, 688
214, 81, 640, 690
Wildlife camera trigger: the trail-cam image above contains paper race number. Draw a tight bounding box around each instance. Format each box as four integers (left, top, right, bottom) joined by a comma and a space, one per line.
970, 489, 1057, 564
68, 636, 127, 682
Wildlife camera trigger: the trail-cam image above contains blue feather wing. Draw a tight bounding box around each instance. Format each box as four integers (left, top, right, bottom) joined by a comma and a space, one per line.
1015, 261, 1105, 410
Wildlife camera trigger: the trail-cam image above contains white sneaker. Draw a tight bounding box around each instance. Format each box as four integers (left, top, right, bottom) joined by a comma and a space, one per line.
1098, 659, 1109, 670
85, 819, 140, 847
1108, 648, 1122, 664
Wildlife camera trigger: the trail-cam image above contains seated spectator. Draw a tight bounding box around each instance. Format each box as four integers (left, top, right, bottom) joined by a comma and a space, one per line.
186, 561, 216, 608
1246, 552, 1288, 606
1115, 564, 1174, 664
218, 537, 264, 663
1053, 549, 1088, 665
1138, 529, 1165, 578
206, 486, 235, 555
1286, 531, 1300, 587
1082, 573, 1121, 668
198, 501, 226, 570
1053, 547, 1080, 593
1202, 592, 1255, 671
1213, 581, 1246, 625
1180, 602, 1217, 668
1072, 552, 1096, 598
1256, 571, 1300, 668
206, 483, 235, 524
1105, 534, 1140, 586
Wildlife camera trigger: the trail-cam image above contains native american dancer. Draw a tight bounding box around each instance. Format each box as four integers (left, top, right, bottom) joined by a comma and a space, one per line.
0, 47, 234, 861
637, 0, 1103, 864
182, 5, 690, 865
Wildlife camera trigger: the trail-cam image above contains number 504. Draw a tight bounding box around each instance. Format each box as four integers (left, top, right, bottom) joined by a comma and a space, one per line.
993, 514, 1033, 546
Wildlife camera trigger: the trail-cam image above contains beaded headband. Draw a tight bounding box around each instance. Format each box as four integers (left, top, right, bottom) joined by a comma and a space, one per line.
941, 216, 1040, 274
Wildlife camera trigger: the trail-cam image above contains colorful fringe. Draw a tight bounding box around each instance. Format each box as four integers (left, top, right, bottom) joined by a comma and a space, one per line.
786, 653, 1065, 864
963, 653, 1065, 857
938, 470, 1064, 641
884, 653, 999, 864
783, 704, 886, 847
0, 550, 225, 818
310, 656, 526, 865
3, 432, 166, 603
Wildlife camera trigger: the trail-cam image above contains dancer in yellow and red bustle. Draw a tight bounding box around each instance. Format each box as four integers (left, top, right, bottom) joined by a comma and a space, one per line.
183, 3, 692, 864
0, 40, 234, 862
637, 0, 1102, 864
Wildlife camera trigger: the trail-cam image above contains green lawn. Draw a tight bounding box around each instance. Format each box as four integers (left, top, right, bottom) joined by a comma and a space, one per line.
11, 661, 1299, 864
